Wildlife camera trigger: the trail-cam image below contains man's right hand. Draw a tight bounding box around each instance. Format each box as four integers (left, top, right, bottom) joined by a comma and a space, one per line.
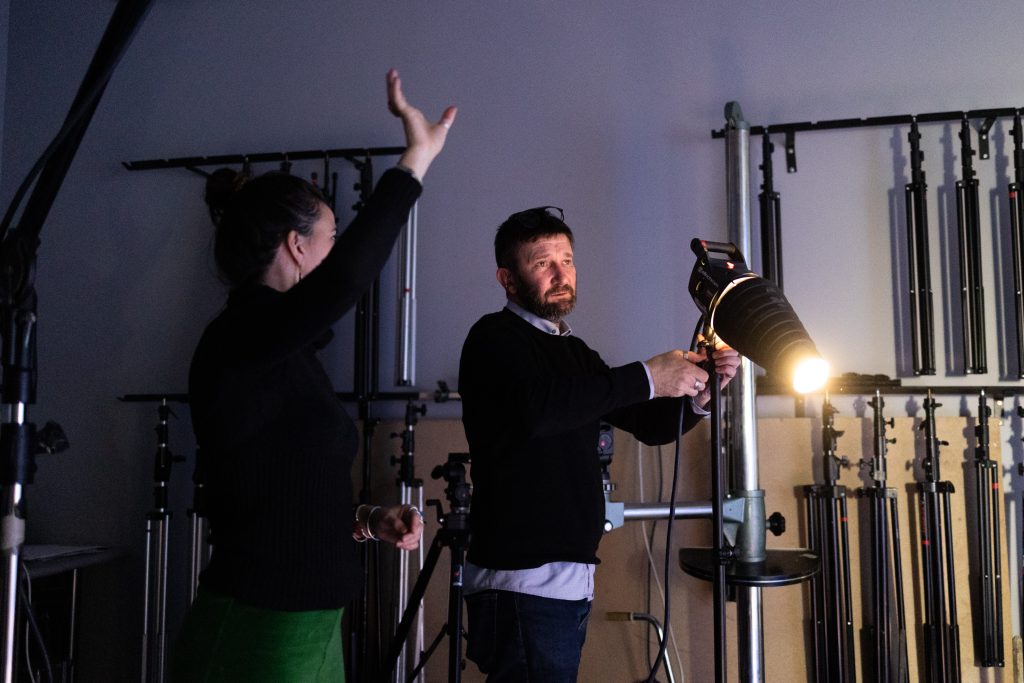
646, 349, 710, 398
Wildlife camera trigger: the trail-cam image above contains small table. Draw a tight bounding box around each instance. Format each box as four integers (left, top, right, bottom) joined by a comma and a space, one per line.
19, 545, 123, 682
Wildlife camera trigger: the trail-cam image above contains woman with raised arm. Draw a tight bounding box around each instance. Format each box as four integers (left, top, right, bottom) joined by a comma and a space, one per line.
171, 70, 456, 682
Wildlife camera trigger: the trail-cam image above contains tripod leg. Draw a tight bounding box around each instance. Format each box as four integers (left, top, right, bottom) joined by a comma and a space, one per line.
415, 488, 426, 680
155, 517, 170, 683
447, 543, 465, 683
838, 495, 856, 683
382, 532, 445, 681
874, 492, 889, 683
990, 462, 1005, 665
397, 487, 412, 683
823, 491, 839, 679
920, 487, 942, 681
805, 491, 825, 682
941, 488, 962, 681
888, 492, 909, 683
141, 516, 154, 682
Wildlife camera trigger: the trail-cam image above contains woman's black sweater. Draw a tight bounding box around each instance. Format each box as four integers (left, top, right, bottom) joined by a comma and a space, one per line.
189, 168, 420, 610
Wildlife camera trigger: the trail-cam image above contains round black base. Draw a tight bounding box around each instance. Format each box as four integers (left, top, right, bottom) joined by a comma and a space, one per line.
678, 547, 819, 587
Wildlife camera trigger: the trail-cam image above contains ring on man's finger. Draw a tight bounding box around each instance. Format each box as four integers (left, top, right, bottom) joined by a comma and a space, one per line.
695, 380, 705, 390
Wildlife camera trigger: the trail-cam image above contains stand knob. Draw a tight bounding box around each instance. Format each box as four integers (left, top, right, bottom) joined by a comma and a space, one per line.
767, 512, 786, 536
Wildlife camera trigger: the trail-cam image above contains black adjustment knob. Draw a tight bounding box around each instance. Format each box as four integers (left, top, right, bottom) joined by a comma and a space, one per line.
767, 512, 786, 536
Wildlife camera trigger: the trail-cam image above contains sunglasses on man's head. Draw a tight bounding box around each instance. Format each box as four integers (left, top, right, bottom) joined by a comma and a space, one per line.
509, 205, 565, 227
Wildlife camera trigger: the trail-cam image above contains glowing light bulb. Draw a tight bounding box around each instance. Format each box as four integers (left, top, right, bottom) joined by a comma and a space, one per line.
792, 356, 830, 394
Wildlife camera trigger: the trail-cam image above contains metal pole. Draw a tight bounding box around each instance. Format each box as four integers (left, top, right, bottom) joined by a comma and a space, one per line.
141, 398, 176, 683
394, 207, 422, 682
725, 100, 764, 683
187, 445, 209, 605
0, 479, 22, 683
397, 203, 418, 386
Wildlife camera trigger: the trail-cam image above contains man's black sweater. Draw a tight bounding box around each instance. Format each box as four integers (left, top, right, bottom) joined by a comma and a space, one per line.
189, 168, 420, 611
459, 308, 702, 570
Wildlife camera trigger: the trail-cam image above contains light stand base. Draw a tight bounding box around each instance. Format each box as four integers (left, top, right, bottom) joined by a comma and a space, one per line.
679, 548, 819, 587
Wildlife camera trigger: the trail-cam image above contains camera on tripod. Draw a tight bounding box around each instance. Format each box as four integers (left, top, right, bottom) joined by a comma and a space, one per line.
429, 452, 471, 519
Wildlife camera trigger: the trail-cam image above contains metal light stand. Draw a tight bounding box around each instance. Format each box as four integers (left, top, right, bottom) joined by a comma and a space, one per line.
390, 400, 426, 683
0, 292, 36, 683
392, 182, 422, 683
758, 131, 782, 290
971, 390, 1004, 667
380, 453, 471, 683
856, 390, 909, 682
955, 115, 988, 374
1009, 112, 1024, 379
804, 393, 856, 682
724, 102, 767, 681
140, 398, 184, 683
905, 118, 937, 376
916, 390, 961, 682
670, 103, 820, 683
396, 202, 418, 388
0, 5, 152, 680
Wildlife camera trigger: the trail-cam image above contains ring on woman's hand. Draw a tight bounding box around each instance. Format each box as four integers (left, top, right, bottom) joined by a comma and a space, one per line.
695, 380, 705, 390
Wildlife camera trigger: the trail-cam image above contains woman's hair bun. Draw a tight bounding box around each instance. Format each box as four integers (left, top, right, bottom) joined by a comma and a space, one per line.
204, 167, 251, 226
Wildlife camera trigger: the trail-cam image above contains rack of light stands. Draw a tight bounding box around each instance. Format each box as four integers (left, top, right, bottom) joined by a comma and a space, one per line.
713, 107, 1024, 380
122, 145, 459, 683
758, 370, 1023, 680
709, 104, 1024, 681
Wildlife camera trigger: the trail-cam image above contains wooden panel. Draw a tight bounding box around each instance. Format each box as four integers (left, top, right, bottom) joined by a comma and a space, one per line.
365, 414, 1016, 682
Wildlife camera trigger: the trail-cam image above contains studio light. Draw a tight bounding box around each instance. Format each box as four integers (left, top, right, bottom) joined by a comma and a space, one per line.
688, 239, 829, 394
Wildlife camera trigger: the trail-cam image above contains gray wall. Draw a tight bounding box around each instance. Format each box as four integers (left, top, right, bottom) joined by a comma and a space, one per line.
2, 1, 1023, 679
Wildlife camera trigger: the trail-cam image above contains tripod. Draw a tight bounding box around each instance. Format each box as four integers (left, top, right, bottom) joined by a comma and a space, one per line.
857, 390, 909, 682
140, 397, 184, 683
381, 453, 471, 683
970, 390, 1004, 667
916, 390, 961, 681
804, 394, 856, 682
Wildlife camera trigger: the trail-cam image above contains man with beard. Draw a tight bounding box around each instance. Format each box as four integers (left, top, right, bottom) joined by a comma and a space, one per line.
458, 206, 739, 682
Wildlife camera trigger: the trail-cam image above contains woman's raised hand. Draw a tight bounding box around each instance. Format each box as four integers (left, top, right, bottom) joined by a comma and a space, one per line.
388, 69, 457, 180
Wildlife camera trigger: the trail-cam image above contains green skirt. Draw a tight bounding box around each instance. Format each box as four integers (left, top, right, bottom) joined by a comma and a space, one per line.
170, 588, 345, 682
